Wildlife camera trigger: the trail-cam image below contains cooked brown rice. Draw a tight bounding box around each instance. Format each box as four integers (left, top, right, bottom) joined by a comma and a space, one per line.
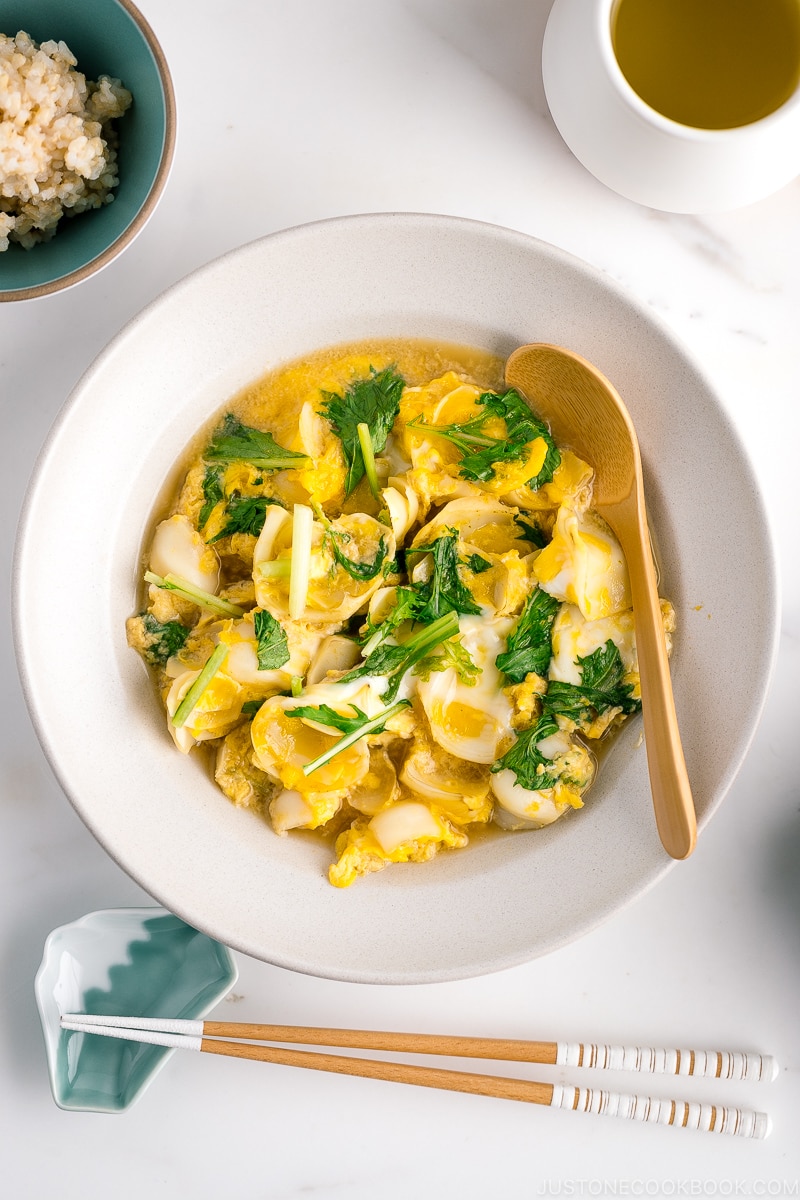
0, 30, 132, 251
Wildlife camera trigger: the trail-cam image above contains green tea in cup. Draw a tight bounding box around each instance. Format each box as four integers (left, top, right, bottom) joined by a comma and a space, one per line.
611, 0, 800, 129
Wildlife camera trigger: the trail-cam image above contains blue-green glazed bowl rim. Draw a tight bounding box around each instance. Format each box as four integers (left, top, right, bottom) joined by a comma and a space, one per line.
0, 0, 176, 302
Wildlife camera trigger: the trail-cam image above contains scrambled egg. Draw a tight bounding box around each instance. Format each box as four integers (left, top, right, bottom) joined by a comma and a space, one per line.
329, 801, 468, 888
533, 504, 631, 620
128, 339, 674, 887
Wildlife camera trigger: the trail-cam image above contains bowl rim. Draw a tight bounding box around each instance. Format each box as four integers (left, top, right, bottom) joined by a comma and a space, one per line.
13, 212, 781, 983
0, 0, 176, 304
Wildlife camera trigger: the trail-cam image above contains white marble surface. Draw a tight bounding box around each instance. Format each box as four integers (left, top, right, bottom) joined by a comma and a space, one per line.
2, 1, 799, 1195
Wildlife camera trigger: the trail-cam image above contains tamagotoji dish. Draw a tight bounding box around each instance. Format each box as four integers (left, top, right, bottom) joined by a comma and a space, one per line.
127, 338, 674, 887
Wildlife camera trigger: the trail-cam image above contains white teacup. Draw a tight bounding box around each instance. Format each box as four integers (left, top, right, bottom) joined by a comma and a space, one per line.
542, 0, 800, 212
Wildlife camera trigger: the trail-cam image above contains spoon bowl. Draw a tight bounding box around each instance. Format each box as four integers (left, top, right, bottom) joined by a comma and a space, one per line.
505, 342, 696, 860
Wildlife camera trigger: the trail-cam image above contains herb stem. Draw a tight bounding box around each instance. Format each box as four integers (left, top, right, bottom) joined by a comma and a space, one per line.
171, 643, 229, 728
361, 629, 384, 657
144, 571, 244, 618
344, 610, 461, 702
433, 429, 499, 448
258, 559, 292, 579
357, 422, 381, 500
398, 611, 459, 666
222, 455, 310, 470
301, 699, 410, 776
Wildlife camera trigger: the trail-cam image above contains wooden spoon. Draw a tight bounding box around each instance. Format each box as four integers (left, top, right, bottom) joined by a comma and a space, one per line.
505, 343, 696, 859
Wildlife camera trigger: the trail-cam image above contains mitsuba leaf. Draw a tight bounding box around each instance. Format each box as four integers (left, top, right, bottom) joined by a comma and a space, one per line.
542, 640, 640, 723
288, 699, 413, 776
495, 588, 560, 683
413, 638, 479, 685
359, 585, 422, 648
198, 466, 224, 530
490, 715, 561, 791
205, 414, 309, 471
284, 702, 374, 737
407, 529, 481, 622
341, 611, 460, 702
409, 387, 561, 489
328, 528, 389, 581
253, 609, 291, 671
208, 494, 282, 542
465, 553, 491, 574
526, 439, 561, 491
139, 613, 190, 666
320, 366, 405, 495
513, 514, 548, 549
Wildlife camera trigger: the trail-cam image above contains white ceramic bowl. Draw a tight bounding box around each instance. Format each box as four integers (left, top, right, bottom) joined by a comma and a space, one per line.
14, 214, 778, 983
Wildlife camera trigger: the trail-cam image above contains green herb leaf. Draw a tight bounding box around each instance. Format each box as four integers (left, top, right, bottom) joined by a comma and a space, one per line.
253, 609, 290, 670
542, 640, 640, 724
409, 387, 560, 488
208, 494, 282, 542
341, 641, 412, 685
198, 466, 224, 530
359, 585, 424, 651
413, 638, 479, 685
388, 549, 406, 576
320, 366, 405, 495
514, 514, 548, 549
139, 613, 190, 666
205, 414, 309, 472
495, 588, 560, 683
465, 553, 492, 574
329, 529, 389, 581
342, 610, 460, 702
311, 502, 390, 582
287, 699, 412, 776
490, 714, 561, 791
242, 699, 265, 717
580, 641, 627, 691
407, 528, 481, 622
526, 438, 561, 491
285, 702, 374, 737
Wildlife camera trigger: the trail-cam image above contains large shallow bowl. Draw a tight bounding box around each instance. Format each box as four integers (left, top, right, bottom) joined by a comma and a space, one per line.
13, 214, 778, 983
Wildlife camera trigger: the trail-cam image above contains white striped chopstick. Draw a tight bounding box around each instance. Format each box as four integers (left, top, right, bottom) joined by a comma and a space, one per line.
60, 1015, 773, 1138
60, 1015, 777, 1081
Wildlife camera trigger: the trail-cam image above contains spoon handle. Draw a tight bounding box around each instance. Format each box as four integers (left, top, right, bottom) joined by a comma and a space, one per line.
622, 507, 697, 859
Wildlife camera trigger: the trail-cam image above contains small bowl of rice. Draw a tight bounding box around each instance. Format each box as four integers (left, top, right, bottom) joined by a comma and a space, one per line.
0, 0, 175, 301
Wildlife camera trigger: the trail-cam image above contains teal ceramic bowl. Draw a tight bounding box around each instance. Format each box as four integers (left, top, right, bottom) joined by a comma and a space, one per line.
34, 908, 237, 1113
0, 0, 175, 301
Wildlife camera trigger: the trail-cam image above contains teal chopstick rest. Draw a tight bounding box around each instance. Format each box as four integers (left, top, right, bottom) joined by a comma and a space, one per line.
35, 908, 238, 1112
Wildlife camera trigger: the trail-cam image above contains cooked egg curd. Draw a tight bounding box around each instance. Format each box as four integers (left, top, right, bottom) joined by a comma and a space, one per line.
127, 339, 674, 887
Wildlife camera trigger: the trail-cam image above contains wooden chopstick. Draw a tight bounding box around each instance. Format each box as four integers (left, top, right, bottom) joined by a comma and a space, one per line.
59, 1016, 773, 1138
60, 1014, 777, 1081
